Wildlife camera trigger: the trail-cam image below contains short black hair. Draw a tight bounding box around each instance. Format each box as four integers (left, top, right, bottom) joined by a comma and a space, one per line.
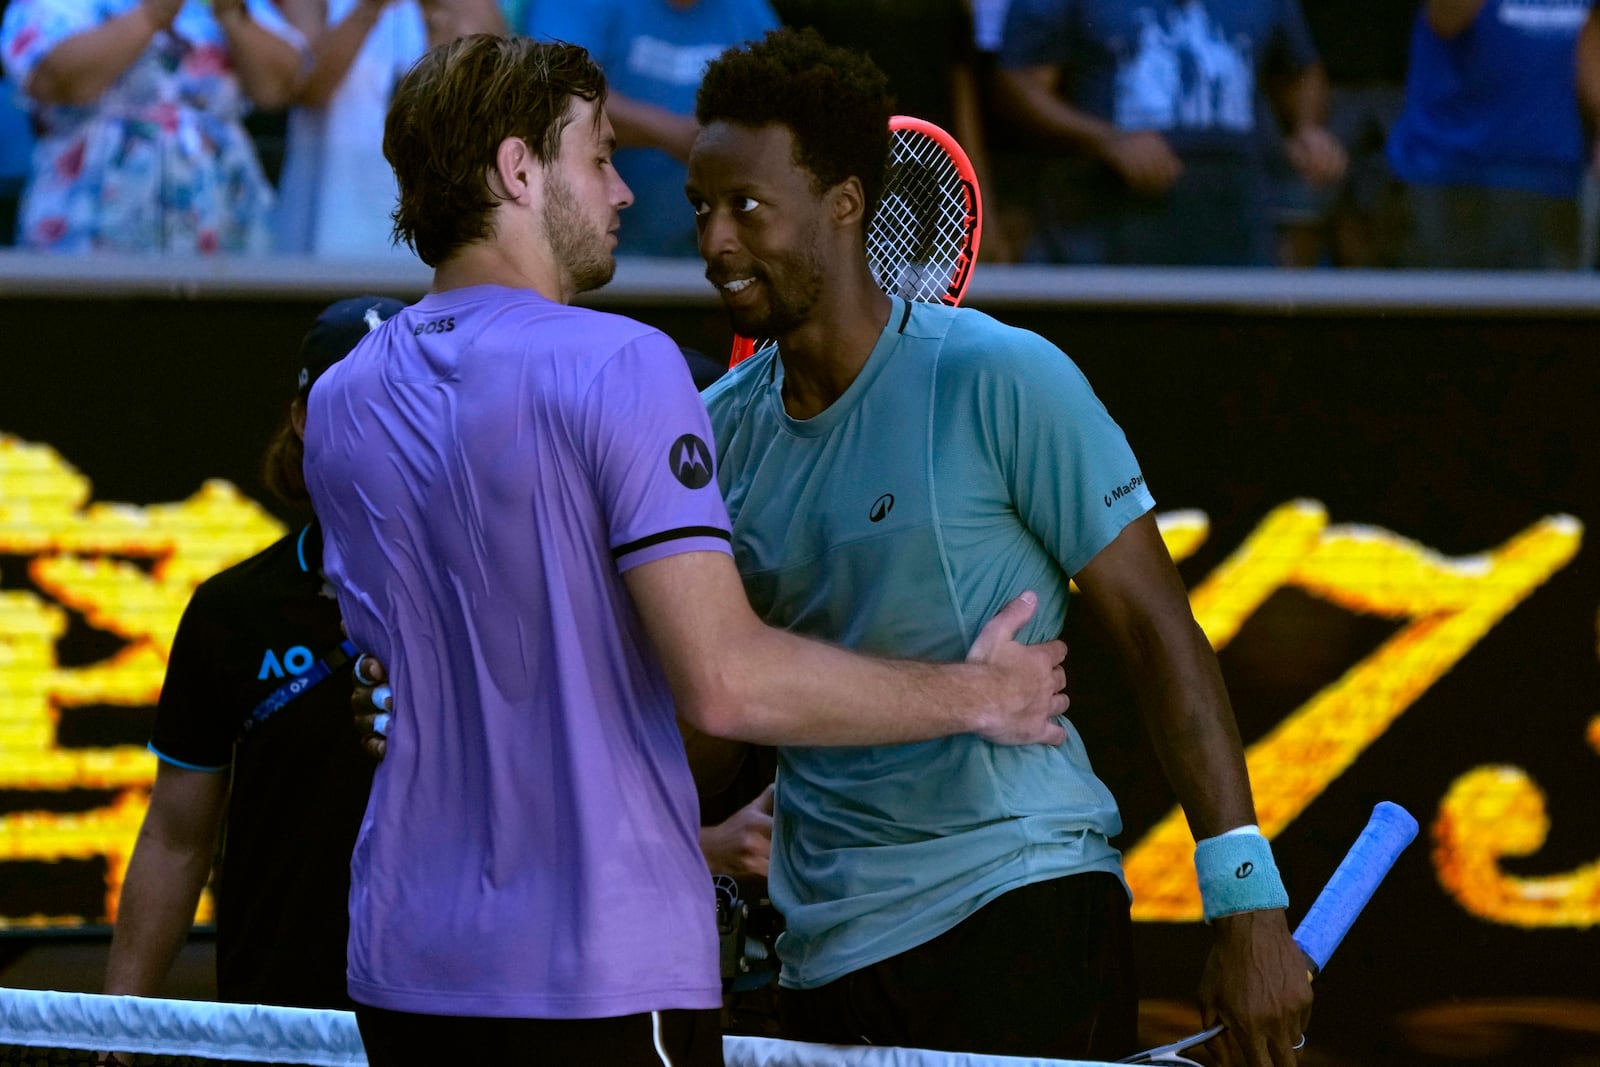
697, 27, 892, 227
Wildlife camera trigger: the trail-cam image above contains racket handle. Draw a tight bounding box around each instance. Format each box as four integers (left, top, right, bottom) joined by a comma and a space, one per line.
1291, 801, 1418, 975
1118, 802, 1418, 1064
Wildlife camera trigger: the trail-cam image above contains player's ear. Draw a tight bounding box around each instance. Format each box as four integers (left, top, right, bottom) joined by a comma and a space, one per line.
290, 397, 308, 441
829, 176, 866, 230
489, 135, 540, 202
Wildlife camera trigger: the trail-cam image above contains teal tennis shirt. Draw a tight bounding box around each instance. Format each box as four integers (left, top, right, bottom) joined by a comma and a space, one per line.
703, 298, 1157, 988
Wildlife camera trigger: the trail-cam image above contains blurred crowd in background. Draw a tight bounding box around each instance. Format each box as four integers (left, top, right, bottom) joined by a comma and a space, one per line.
2, 0, 1597, 269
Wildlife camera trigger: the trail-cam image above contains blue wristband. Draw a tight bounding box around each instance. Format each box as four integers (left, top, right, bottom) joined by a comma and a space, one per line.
1194, 830, 1289, 921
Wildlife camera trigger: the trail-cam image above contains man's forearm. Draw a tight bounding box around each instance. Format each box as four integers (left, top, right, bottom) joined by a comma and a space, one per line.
689, 622, 1036, 747
1129, 618, 1259, 839
626, 553, 1065, 749
103, 832, 214, 995
994, 67, 1120, 159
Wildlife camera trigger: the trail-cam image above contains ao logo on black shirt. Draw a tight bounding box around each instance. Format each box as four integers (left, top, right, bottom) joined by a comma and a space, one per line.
669, 434, 714, 489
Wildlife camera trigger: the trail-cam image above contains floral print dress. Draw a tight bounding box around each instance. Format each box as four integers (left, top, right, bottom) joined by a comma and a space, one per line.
1, 0, 302, 253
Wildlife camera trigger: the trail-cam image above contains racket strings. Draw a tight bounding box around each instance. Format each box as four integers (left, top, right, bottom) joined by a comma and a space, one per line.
868, 129, 976, 304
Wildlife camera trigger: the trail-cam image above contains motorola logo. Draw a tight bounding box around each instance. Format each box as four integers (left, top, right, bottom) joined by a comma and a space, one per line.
869, 493, 895, 523
669, 434, 714, 489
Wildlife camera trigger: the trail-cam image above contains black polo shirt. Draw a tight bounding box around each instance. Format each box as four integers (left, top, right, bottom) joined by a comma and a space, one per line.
150, 521, 372, 1008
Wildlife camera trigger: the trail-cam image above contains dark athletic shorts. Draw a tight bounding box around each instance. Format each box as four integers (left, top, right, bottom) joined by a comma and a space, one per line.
355, 1004, 724, 1067
778, 871, 1137, 1061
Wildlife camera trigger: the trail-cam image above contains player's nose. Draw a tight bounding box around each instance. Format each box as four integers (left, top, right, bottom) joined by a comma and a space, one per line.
698, 207, 740, 262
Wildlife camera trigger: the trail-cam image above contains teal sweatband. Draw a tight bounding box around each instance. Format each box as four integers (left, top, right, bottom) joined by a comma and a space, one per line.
1194, 830, 1289, 921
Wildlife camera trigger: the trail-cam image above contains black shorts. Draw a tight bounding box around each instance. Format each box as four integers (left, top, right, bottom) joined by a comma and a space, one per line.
777, 871, 1137, 1061
354, 1004, 724, 1067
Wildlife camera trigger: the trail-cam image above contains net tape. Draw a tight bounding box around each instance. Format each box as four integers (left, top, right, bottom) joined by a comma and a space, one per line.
866, 127, 976, 305
0, 987, 1117, 1067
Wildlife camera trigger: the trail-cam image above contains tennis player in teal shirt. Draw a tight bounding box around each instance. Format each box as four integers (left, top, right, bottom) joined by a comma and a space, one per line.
707, 293, 1142, 981
689, 29, 1313, 1067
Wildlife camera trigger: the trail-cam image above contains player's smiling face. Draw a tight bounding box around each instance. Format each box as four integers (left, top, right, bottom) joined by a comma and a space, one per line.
686, 120, 827, 340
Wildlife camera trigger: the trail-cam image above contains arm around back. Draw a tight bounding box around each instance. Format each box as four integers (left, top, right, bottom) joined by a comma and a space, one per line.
622, 549, 1069, 748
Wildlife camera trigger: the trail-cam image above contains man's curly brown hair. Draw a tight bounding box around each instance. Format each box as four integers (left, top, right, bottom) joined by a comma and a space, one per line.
384, 35, 607, 267
696, 27, 893, 229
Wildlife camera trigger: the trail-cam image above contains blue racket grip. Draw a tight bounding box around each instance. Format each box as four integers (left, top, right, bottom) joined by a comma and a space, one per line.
1292, 801, 1418, 974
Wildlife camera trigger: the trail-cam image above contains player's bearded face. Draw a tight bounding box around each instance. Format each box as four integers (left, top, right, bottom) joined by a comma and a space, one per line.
689, 120, 834, 340
544, 168, 615, 295
728, 212, 825, 339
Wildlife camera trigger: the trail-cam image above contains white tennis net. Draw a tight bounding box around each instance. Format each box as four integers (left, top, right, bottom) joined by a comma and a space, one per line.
0, 987, 1120, 1067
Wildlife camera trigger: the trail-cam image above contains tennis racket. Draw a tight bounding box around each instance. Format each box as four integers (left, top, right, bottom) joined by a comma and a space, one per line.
728, 114, 983, 366
1121, 801, 1420, 1065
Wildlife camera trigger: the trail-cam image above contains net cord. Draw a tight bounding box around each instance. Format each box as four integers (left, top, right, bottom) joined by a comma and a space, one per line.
0, 987, 1117, 1067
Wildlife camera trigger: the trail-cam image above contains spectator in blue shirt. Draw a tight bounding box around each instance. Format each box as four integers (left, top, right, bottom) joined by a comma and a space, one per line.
521, 0, 777, 257
995, 0, 1346, 266
1387, 0, 1596, 269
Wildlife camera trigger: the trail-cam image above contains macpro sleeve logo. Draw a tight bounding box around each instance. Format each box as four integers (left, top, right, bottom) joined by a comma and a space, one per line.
669, 434, 714, 489
1104, 473, 1146, 508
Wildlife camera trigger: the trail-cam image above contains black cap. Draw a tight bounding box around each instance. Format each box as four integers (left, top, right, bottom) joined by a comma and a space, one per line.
297, 296, 407, 395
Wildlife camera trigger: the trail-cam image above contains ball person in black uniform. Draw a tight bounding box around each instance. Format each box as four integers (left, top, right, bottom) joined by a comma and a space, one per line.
102, 297, 405, 1014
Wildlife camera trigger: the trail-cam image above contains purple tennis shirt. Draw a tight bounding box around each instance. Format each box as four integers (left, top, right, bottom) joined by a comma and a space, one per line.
304, 285, 731, 1018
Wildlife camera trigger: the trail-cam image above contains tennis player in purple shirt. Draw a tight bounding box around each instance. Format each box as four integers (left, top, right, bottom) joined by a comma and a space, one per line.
303, 35, 1071, 1067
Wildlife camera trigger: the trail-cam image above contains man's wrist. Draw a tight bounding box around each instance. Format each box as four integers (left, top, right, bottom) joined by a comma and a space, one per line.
963, 662, 1010, 736
1194, 825, 1289, 921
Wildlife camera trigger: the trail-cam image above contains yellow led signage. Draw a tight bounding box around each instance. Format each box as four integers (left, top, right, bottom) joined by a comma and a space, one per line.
1126, 502, 1585, 922
0, 436, 1592, 930
1, 435, 284, 925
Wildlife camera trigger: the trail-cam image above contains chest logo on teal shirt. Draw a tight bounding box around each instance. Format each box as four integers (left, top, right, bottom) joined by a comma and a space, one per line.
670, 434, 714, 489
869, 493, 895, 523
